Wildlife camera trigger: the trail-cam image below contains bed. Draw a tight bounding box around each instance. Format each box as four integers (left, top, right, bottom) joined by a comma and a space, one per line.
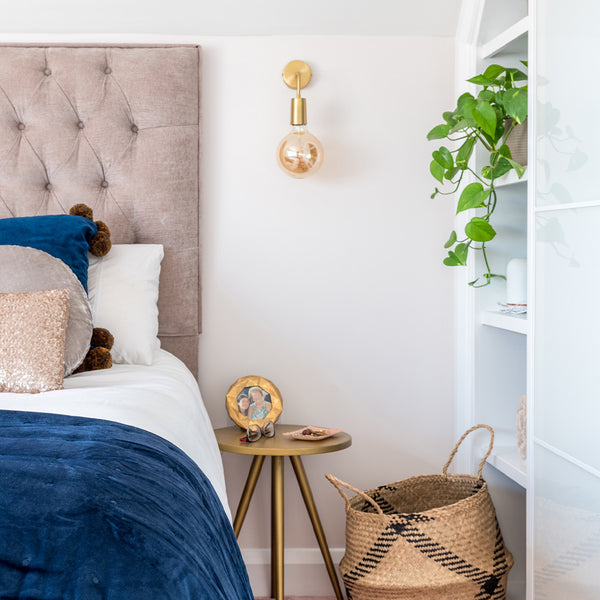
0, 45, 253, 599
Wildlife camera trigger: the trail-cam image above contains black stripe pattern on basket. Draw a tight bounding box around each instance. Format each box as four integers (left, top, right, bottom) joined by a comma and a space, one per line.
343, 514, 510, 600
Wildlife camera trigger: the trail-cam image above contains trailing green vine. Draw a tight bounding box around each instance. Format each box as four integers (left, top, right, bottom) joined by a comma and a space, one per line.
428, 62, 528, 287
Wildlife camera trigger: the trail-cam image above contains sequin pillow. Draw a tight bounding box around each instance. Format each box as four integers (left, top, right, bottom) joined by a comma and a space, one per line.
0, 246, 93, 376
0, 289, 71, 393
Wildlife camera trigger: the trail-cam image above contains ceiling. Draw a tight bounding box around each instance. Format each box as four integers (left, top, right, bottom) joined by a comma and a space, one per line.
2, 0, 461, 36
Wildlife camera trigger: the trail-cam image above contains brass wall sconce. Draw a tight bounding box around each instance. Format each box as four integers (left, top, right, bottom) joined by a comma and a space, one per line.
276, 60, 324, 179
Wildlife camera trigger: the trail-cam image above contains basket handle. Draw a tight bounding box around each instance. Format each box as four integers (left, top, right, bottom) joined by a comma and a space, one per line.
325, 473, 384, 516
442, 424, 494, 479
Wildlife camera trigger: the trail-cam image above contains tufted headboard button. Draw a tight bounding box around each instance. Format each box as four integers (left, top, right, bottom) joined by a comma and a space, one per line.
43, 67, 52, 76
77, 121, 85, 129
100, 180, 109, 189
104, 66, 112, 75
17, 122, 25, 131
45, 183, 53, 192
131, 124, 139, 134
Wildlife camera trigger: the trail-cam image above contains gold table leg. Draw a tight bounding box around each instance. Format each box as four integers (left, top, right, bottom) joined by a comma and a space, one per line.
290, 455, 344, 600
233, 455, 265, 537
271, 455, 284, 600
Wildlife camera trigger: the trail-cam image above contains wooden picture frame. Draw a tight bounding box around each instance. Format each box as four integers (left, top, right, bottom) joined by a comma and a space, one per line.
226, 375, 283, 429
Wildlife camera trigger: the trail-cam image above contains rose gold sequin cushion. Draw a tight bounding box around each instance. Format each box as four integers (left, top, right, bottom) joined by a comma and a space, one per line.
0, 245, 93, 375
0, 288, 70, 393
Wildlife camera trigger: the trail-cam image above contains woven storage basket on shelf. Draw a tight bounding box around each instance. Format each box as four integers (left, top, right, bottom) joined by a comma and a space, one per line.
326, 424, 513, 600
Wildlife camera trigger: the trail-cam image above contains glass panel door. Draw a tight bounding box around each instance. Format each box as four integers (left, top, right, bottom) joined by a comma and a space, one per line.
533, 1, 600, 598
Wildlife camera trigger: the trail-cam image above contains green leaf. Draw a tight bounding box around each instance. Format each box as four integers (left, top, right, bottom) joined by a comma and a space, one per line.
444, 230, 457, 248
449, 116, 477, 134
445, 166, 459, 181
454, 243, 469, 264
456, 138, 475, 169
483, 64, 506, 79
473, 100, 497, 138
506, 68, 528, 82
505, 157, 526, 178
430, 159, 445, 184
489, 157, 513, 179
431, 188, 439, 199
443, 111, 458, 126
477, 89, 495, 102
456, 92, 475, 111
503, 88, 528, 124
443, 251, 464, 267
467, 74, 498, 86
427, 124, 451, 141
465, 217, 496, 242
497, 143, 512, 159
432, 146, 454, 169
480, 129, 497, 149
456, 182, 490, 214
457, 97, 477, 120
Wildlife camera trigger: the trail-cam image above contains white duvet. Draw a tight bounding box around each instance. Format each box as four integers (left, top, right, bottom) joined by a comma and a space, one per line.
0, 349, 230, 519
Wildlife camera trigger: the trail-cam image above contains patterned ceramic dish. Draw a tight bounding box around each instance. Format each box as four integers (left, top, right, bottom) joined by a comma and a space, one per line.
283, 426, 343, 441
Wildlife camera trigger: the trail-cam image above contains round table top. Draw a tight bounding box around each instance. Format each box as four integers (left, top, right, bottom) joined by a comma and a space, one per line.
214, 424, 352, 456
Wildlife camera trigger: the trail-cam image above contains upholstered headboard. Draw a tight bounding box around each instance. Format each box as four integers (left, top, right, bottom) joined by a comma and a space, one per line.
0, 44, 201, 376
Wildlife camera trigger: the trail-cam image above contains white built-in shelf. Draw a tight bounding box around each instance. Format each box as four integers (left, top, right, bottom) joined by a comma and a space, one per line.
482, 431, 528, 489
480, 16, 529, 59
495, 169, 528, 188
480, 310, 527, 335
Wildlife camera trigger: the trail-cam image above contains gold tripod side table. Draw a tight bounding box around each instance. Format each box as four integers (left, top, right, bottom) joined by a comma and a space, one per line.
214, 424, 352, 600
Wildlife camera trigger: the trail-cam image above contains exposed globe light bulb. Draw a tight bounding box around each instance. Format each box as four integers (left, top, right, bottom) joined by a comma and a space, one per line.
277, 125, 324, 179
277, 65, 324, 179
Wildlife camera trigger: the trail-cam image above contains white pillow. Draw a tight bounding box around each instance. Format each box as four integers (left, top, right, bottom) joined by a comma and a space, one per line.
88, 244, 164, 365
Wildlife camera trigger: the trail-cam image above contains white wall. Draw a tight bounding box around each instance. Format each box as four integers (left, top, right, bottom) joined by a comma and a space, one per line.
198, 35, 456, 595
0, 13, 456, 597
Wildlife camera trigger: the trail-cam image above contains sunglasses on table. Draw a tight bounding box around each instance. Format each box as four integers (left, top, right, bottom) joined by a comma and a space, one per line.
240, 421, 275, 442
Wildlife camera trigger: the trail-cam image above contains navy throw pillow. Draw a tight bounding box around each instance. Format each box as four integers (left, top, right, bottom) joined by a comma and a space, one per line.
0, 215, 97, 291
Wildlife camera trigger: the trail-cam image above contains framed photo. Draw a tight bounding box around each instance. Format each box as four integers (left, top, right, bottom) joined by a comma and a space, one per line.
226, 375, 283, 429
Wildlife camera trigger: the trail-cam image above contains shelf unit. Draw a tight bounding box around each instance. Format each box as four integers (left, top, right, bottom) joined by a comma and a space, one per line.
461, 4, 600, 598
495, 170, 528, 189
481, 430, 528, 489
480, 16, 529, 59
466, 5, 529, 486
480, 310, 527, 335
456, 2, 530, 598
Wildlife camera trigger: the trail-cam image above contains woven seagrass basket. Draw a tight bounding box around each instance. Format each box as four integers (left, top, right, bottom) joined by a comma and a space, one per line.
326, 425, 513, 600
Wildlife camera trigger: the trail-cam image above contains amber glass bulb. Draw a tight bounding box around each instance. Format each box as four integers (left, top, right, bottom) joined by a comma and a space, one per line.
277, 125, 324, 179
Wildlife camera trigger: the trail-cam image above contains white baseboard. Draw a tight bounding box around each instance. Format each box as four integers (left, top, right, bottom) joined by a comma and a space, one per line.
242, 547, 346, 597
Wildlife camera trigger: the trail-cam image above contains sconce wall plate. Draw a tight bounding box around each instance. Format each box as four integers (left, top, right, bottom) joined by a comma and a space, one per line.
282, 60, 312, 90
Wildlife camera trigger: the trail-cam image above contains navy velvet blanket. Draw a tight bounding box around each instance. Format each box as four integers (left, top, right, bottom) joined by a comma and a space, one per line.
0, 410, 254, 600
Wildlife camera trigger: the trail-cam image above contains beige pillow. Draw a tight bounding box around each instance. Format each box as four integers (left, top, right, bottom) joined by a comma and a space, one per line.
0, 289, 71, 393
0, 245, 93, 375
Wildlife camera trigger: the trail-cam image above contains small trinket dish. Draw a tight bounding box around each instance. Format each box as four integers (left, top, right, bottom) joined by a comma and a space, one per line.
283, 426, 343, 441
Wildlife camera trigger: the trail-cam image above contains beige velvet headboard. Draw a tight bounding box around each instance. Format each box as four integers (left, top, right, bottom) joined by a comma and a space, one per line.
0, 44, 201, 377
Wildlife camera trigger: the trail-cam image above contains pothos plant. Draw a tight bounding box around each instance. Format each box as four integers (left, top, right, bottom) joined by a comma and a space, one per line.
428, 62, 528, 287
